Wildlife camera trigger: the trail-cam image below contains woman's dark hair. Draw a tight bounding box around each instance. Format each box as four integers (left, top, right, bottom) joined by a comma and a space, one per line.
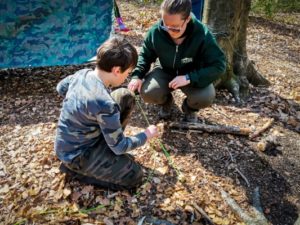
96, 36, 138, 73
161, 0, 191, 20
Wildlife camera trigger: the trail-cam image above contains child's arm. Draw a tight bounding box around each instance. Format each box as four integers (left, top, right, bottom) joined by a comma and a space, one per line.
97, 105, 148, 155
56, 75, 74, 98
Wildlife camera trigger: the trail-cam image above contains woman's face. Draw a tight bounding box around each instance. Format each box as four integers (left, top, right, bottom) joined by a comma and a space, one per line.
161, 12, 190, 39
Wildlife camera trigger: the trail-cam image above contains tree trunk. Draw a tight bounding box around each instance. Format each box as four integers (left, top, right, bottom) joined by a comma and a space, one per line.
202, 0, 270, 102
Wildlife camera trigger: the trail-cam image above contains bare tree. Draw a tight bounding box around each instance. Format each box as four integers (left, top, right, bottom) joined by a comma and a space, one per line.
203, 0, 270, 102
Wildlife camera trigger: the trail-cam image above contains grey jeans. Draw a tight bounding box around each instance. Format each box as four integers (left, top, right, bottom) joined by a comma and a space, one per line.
140, 67, 216, 111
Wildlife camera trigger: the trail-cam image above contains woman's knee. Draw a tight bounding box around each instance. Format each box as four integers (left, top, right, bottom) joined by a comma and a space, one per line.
140, 69, 172, 105
111, 88, 135, 106
140, 87, 169, 105
186, 84, 216, 110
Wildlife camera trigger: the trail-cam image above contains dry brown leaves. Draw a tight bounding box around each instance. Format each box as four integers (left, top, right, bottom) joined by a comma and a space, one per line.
0, 1, 299, 225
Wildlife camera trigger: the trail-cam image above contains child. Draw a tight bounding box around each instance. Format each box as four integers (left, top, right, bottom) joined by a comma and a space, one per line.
54, 36, 158, 190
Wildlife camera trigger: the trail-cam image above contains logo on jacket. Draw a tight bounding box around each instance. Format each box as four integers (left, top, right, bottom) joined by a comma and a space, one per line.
181, 58, 193, 64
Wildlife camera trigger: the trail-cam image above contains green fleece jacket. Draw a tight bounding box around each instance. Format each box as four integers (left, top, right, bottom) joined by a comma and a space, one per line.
131, 16, 226, 88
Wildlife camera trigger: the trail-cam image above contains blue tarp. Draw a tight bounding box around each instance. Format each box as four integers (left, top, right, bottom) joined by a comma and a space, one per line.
0, 0, 113, 68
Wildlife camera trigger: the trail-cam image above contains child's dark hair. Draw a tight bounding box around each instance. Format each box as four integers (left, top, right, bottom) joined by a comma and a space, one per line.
161, 0, 191, 20
96, 36, 138, 73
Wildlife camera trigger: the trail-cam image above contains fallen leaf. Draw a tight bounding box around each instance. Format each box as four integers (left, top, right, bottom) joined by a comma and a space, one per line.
0, 184, 10, 193
63, 188, 71, 198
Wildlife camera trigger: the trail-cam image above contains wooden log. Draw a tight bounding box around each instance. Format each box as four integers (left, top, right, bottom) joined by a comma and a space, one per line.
169, 122, 251, 136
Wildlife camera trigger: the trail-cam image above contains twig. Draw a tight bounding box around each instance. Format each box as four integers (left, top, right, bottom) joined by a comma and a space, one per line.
249, 118, 274, 140
137, 216, 146, 225
192, 203, 215, 225
223, 106, 258, 113
235, 168, 250, 187
107, 192, 119, 199
14, 101, 33, 113
189, 130, 204, 134
212, 105, 230, 119
170, 130, 187, 135
226, 149, 234, 162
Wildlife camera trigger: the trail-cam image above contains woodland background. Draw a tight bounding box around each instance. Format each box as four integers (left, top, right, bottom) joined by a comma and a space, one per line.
0, 0, 299, 224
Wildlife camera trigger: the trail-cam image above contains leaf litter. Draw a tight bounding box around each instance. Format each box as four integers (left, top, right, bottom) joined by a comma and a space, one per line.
0, 1, 299, 225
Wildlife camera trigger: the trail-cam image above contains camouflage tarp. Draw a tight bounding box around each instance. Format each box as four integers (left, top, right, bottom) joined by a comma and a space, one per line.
0, 0, 113, 69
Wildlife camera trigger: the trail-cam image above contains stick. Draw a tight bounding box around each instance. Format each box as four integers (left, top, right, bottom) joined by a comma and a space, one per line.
226, 149, 234, 162
212, 105, 230, 119
192, 203, 215, 225
252, 187, 263, 213
223, 106, 260, 113
213, 185, 268, 225
169, 122, 251, 136
249, 118, 274, 140
14, 101, 33, 113
235, 168, 250, 187
251, 187, 270, 223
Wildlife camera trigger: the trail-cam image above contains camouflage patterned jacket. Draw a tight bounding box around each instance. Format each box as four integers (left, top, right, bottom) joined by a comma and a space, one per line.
54, 69, 147, 163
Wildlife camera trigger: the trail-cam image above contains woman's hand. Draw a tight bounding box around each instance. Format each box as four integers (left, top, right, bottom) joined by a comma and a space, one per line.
128, 79, 143, 93
169, 75, 190, 89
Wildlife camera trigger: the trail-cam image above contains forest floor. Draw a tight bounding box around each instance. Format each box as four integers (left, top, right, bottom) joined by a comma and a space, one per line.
0, 1, 299, 225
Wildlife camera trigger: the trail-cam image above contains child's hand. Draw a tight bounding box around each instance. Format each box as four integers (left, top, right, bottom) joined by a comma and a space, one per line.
144, 125, 159, 140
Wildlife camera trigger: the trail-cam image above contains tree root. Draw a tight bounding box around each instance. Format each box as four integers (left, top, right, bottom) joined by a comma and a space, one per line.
246, 60, 270, 87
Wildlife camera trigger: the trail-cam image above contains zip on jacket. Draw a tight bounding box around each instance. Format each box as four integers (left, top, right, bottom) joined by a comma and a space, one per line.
173, 45, 178, 70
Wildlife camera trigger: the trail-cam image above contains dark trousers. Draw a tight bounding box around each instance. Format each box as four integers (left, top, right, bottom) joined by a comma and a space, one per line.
62, 88, 143, 190
140, 67, 215, 112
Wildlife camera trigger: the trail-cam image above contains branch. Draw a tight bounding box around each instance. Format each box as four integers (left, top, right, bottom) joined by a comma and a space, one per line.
169, 122, 251, 136
14, 101, 33, 113
249, 118, 274, 140
235, 168, 250, 187
192, 203, 215, 225
214, 185, 268, 225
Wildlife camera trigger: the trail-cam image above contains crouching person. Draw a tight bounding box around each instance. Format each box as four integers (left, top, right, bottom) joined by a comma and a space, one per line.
54, 36, 158, 191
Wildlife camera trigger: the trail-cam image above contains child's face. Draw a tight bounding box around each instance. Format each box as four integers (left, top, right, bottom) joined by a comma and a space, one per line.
115, 67, 133, 86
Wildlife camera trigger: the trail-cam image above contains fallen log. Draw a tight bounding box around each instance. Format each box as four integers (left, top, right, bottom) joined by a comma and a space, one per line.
169, 122, 251, 136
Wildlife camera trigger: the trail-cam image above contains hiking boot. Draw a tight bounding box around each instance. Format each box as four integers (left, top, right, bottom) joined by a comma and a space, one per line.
182, 99, 198, 123
183, 111, 198, 123
158, 95, 173, 120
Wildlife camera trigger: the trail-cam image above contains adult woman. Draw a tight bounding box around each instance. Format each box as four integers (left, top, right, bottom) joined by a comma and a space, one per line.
128, 0, 226, 122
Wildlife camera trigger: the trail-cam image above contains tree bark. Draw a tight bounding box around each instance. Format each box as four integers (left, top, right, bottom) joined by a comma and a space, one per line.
202, 0, 270, 102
